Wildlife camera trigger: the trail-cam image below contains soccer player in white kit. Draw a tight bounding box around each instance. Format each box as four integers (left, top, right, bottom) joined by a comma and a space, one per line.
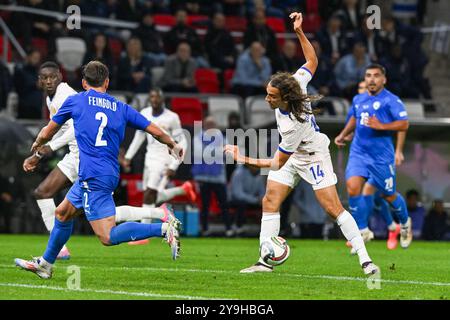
120, 88, 196, 244
23, 63, 178, 255
224, 12, 379, 275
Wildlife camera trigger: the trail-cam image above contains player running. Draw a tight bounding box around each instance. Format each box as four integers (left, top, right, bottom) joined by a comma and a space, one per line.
225, 12, 379, 276
119, 88, 196, 245
342, 80, 403, 251
23, 63, 178, 256
335, 64, 412, 251
15, 61, 183, 279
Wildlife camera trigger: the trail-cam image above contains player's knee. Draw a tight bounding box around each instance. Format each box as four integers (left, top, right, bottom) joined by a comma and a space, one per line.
33, 186, 53, 200
55, 208, 69, 222
97, 234, 112, 246
346, 182, 361, 197
262, 195, 280, 212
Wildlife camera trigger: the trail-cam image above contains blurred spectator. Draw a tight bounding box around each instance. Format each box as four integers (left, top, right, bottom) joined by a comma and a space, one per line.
379, 44, 414, 98
132, 11, 166, 66
164, 9, 206, 64
315, 14, 350, 65
275, 40, 304, 73
13, 49, 43, 119
231, 41, 271, 99
246, 0, 285, 18
0, 61, 11, 113
309, 40, 334, 97
335, 0, 362, 33
159, 42, 198, 93
405, 189, 425, 239
116, 0, 143, 22
171, 0, 218, 15
220, 0, 246, 16
204, 13, 237, 70
228, 164, 265, 236
422, 200, 448, 241
292, 179, 328, 239
333, 42, 370, 100
227, 111, 242, 130
11, 0, 58, 51
82, 32, 115, 80
0, 174, 17, 233
353, 16, 384, 62
117, 37, 153, 93
243, 8, 279, 70
192, 116, 232, 236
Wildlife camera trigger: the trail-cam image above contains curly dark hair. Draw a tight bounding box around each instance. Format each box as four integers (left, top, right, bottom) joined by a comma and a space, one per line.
269, 72, 322, 123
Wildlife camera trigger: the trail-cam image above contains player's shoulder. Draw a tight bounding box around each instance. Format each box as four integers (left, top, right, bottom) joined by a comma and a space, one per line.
352, 92, 369, 104
382, 89, 404, 105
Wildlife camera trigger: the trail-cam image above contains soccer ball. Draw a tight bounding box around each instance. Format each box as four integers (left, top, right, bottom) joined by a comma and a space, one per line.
260, 236, 290, 266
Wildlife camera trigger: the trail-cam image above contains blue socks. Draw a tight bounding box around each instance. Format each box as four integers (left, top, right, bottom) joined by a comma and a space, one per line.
389, 193, 409, 224
374, 193, 394, 226
43, 218, 74, 264
109, 222, 162, 245
349, 196, 368, 229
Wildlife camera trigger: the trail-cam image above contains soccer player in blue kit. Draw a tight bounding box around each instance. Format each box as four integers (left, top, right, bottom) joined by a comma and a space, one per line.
335, 64, 413, 250
15, 61, 184, 279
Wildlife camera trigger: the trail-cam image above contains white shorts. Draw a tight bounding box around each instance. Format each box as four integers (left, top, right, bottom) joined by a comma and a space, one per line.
268, 152, 337, 190
57, 152, 79, 183
143, 158, 170, 190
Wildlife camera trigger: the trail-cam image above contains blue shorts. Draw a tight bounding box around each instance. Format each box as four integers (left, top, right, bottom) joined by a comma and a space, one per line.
66, 175, 119, 221
345, 154, 396, 196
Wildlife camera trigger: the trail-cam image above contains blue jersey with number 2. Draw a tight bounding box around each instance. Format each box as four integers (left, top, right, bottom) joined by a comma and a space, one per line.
350, 89, 408, 164
52, 89, 151, 180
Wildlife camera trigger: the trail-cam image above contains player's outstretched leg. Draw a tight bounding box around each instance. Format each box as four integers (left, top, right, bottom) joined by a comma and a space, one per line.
316, 185, 379, 276
156, 181, 197, 204
15, 217, 74, 279
387, 192, 412, 248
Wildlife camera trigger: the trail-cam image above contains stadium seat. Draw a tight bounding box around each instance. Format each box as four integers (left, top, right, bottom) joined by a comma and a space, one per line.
55, 37, 86, 72
151, 66, 165, 88
245, 96, 276, 128
187, 15, 209, 29
224, 16, 247, 32
153, 14, 176, 27
195, 68, 220, 94
0, 35, 12, 62
171, 97, 203, 126
223, 69, 235, 93
31, 38, 48, 60
266, 17, 286, 33
207, 96, 242, 129
404, 100, 425, 119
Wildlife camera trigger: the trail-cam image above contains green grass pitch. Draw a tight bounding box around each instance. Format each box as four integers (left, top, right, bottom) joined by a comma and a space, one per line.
0, 235, 449, 300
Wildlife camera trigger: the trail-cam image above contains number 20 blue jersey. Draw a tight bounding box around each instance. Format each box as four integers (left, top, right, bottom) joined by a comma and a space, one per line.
350, 88, 408, 164
52, 89, 151, 180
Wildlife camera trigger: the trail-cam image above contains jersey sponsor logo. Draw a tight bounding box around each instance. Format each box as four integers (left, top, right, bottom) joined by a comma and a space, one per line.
399, 111, 408, 117
373, 101, 381, 110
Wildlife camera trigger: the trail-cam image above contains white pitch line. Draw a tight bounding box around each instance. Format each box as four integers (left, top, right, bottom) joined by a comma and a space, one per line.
2, 264, 450, 287
0, 282, 235, 300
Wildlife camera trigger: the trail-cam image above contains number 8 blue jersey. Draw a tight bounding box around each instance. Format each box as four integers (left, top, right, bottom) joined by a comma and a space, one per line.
52, 89, 151, 180
350, 88, 408, 164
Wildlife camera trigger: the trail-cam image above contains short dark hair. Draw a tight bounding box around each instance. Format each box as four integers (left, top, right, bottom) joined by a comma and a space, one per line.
39, 61, 60, 72
366, 63, 386, 75
82, 61, 109, 87
406, 189, 419, 199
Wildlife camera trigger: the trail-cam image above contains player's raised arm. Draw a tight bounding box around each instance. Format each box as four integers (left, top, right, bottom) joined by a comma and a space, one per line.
290, 12, 318, 75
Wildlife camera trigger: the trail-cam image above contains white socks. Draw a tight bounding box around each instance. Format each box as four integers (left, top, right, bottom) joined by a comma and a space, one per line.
115, 204, 165, 223
387, 222, 397, 231
37, 199, 56, 232
258, 213, 280, 266
156, 187, 185, 204
336, 211, 371, 265
141, 204, 155, 224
